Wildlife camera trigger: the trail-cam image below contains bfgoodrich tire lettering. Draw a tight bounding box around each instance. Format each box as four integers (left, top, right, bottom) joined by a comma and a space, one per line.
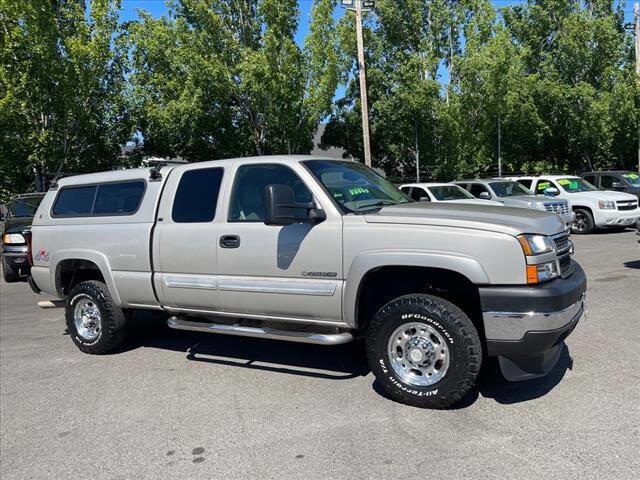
65, 280, 127, 354
366, 294, 482, 409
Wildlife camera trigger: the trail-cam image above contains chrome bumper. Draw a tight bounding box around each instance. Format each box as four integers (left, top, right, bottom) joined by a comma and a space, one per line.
483, 294, 586, 342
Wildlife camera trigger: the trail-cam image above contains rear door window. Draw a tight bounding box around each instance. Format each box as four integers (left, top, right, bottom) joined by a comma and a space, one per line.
52, 186, 97, 216
93, 182, 145, 215
517, 179, 532, 189
410, 187, 430, 201
172, 168, 224, 223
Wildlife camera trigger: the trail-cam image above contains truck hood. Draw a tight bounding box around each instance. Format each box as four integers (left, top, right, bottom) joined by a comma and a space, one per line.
440, 199, 503, 206
499, 194, 558, 205
365, 202, 565, 236
566, 190, 638, 202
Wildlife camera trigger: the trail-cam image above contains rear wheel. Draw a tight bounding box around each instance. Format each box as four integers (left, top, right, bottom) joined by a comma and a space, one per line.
366, 294, 482, 409
66, 280, 127, 354
2, 258, 20, 282
571, 209, 595, 234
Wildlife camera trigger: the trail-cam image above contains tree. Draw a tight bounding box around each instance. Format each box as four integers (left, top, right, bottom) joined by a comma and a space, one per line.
129, 0, 339, 160
0, 0, 132, 200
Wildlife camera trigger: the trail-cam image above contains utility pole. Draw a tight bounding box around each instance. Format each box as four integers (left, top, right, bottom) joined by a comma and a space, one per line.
497, 116, 502, 177
635, 2, 639, 171
342, 1, 373, 167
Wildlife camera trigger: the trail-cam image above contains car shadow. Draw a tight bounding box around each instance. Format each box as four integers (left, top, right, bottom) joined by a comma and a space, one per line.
116, 312, 573, 407
623, 260, 640, 270
120, 312, 370, 380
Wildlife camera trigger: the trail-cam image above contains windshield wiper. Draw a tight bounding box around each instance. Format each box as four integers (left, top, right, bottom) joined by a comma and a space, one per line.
354, 200, 399, 211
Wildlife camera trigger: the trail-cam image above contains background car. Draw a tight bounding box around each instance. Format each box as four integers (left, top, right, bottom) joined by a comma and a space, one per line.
399, 183, 504, 206
511, 175, 639, 234
1, 192, 45, 282
453, 179, 575, 227
580, 171, 640, 201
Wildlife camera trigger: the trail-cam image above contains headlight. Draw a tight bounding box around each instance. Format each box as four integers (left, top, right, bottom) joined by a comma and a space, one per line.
598, 200, 616, 210
2, 233, 26, 245
526, 261, 559, 284
517, 234, 554, 255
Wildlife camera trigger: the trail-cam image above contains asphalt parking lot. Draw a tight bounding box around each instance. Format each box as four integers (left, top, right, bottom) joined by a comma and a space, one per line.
1, 230, 639, 480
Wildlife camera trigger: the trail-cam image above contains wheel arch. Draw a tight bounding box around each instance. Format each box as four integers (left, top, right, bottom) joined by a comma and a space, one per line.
344, 252, 489, 331
51, 250, 121, 305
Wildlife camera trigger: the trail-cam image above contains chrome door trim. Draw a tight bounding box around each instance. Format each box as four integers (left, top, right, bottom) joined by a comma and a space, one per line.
163, 274, 218, 290
218, 276, 337, 296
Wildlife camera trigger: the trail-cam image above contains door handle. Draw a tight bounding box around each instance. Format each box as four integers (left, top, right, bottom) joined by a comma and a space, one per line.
220, 235, 241, 249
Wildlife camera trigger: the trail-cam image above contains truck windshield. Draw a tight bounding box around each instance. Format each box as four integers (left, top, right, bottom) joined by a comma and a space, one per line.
622, 172, 640, 187
8, 196, 44, 218
429, 185, 474, 201
557, 178, 597, 193
303, 160, 412, 213
489, 181, 531, 197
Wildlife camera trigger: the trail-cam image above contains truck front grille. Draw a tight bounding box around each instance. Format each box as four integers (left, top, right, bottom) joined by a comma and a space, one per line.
617, 200, 638, 211
559, 253, 573, 277
544, 201, 570, 215
553, 233, 571, 253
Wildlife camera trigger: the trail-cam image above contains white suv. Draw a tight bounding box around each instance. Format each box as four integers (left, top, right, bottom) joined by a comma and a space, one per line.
510, 175, 640, 234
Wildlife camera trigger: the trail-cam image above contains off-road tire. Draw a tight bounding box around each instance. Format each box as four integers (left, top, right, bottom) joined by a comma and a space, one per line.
366, 294, 482, 409
2, 258, 20, 283
65, 280, 127, 354
571, 208, 595, 235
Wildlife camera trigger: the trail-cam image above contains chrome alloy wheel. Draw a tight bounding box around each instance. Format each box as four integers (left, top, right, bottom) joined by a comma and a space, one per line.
74, 297, 102, 341
573, 212, 588, 233
387, 322, 450, 386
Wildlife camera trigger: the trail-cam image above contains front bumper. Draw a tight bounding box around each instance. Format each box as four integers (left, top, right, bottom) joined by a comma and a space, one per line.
561, 211, 576, 226
1, 245, 30, 273
479, 262, 587, 381
595, 209, 640, 228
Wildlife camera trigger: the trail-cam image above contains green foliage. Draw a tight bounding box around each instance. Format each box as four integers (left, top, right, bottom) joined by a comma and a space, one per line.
0, 0, 638, 199
0, 0, 132, 201
324, 0, 639, 179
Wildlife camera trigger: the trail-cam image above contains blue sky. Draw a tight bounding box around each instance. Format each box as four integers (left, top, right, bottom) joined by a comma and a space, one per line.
119, 0, 638, 38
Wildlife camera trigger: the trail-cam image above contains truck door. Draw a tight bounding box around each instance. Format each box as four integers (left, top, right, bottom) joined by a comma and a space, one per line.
152, 165, 225, 310
216, 162, 343, 324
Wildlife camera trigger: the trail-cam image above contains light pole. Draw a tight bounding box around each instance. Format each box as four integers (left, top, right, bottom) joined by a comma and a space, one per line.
341, 0, 373, 167
627, 3, 640, 172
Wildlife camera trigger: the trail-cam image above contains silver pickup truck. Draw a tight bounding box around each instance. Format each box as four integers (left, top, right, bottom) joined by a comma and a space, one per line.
29, 156, 586, 409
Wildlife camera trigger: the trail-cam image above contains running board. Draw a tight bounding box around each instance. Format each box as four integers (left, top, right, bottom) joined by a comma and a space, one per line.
167, 316, 353, 346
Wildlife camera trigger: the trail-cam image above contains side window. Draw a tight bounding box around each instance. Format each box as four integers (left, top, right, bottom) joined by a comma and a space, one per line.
411, 188, 429, 201
229, 164, 312, 222
400, 186, 411, 195
172, 168, 224, 223
93, 181, 145, 215
469, 183, 489, 197
52, 186, 97, 216
600, 175, 616, 189
535, 179, 555, 194
517, 179, 532, 189
583, 175, 596, 185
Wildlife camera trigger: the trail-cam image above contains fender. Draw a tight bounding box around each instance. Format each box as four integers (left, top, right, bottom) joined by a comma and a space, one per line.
343, 250, 490, 327
50, 249, 122, 306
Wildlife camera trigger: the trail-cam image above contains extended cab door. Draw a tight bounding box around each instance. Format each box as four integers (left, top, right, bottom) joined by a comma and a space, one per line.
152, 165, 226, 310
215, 161, 343, 324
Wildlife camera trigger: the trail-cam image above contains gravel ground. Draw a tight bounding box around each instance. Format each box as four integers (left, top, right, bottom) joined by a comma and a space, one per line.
1, 229, 639, 480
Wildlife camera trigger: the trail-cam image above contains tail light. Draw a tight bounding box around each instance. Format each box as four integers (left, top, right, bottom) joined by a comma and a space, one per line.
24, 230, 33, 266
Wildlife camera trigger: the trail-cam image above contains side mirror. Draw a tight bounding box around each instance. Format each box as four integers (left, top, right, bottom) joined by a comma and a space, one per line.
543, 187, 560, 196
264, 184, 325, 226
478, 191, 492, 200
418, 197, 431, 202
611, 181, 625, 189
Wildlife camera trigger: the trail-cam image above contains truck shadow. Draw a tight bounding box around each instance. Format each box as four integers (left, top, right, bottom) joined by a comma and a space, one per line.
122, 313, 573, 406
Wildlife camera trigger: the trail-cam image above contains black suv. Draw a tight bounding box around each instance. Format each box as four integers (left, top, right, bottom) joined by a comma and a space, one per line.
1, 193, 45, 282
580, 171, 640, 200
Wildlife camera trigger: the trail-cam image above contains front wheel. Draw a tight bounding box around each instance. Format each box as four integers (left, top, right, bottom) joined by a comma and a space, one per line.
571, 209, 595, 234
366, 294, 482, 409
65, 280, 128, 354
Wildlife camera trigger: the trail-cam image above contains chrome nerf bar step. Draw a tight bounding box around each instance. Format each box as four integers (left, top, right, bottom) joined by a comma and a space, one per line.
167, 316, 354, 345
